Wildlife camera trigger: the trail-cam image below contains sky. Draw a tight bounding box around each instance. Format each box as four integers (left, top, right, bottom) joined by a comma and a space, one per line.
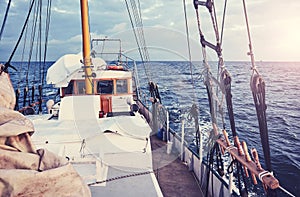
0, 0, 299, 62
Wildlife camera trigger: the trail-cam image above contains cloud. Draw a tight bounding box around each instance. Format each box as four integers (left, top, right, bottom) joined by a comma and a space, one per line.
52, 7, 77, 15
142, 0, 164, 15
107, 22, 128, 34
69, 34, 82, 43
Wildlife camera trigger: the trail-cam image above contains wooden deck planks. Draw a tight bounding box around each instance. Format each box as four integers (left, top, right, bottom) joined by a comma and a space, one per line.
151, 135, 204, 197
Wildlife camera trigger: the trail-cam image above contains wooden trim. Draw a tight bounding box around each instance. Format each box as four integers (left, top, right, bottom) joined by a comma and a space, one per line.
216, 134, 279, 190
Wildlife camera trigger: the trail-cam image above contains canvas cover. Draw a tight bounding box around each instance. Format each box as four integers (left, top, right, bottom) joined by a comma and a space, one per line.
0, 67, 15, 110
0, 67, 91, 196
46, 54, 106, 88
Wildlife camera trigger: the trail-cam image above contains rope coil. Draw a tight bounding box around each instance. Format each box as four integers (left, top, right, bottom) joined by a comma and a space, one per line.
258, 170, 273, 182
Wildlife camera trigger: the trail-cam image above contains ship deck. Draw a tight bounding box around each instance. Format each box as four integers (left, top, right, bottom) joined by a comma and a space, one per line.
151, 135, 204, 197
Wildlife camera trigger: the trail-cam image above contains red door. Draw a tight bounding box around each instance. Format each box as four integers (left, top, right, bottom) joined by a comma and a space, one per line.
100, 95, 112, 115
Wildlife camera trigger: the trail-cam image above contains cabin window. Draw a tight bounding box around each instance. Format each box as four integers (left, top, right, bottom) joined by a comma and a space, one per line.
116, 79, 128, 94
97, 80, 113, 94
77, 81, 85, 94
65, 81, 74, 94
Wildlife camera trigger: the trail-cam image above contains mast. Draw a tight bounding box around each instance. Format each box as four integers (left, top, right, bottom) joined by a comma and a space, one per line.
80, 0, 93, 94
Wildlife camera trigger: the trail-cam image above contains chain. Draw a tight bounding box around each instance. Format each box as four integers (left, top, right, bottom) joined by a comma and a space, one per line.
87, 170, 154, 186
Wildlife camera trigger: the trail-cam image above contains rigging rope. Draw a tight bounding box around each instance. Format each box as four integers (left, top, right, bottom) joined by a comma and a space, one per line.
182, 0, 195, 88
241, 0, 255, 70
4, 0, 36, 73
36, 0, 43, 84
39, 0, 52, 113
0, 0, 12, 41
7, 0, 51, 113
250, 73, 272, 170
194, 0, 231, 145
148, 81, 161, 104
125, 0, 152, 81
18, 5, 31, 89
205, 142, 224, 196
182, 0, 204, 151
194, 0, 292, 194
241, 0, 272, 174
14, 89, 20, 111
220, 0, 228, 46
221, 69, 237, 137
187, 104, 200, 150
25, 1, 39, 87
193, 0, 241, 142
193, 2, 274, 196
